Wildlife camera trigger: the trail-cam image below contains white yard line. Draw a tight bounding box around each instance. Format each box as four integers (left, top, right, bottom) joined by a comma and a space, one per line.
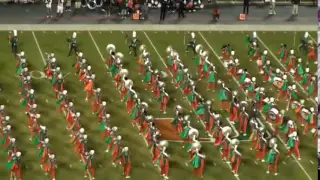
87, 31, 162, 173
309, 35, 317, 43
143, 32, 239, 180
256, 35, 316, 106
199, 32, 313, 180
32, 31, 93, 180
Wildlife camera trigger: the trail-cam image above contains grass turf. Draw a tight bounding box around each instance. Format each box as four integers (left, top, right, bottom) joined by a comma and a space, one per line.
0, 30, 316, 180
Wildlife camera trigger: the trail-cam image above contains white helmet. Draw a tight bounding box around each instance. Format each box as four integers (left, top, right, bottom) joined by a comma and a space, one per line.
106, 114, 111, 119
69, 102, 73, 107
29, 89, 35, 94
0, 105, 4, 110
102, 101, 107, 106
231, 51, 235, 56
191, 32, 195, 38
252, 77, 256, 82
11, 138, 16, 143
32, 104, 37, 108
253, 31, 257, 38
87, 66, 91, 70
263, 50, 267, 55
112, 126, 117, 131
83, 134, 88, 139
282, 74, 287, 80
20, 51, 25, 56
276, 69, 280, 73
44, 138, 49, 143
270, 97, 275, 102
78, 52, 83, 57
89, 150, 95, 155
310, 107, 314, 112
6, 125, 11, 130
96, 88, 101, 92
305, 68, 309, 73
35, 114, 41, 118
62, 90, 67, 95
292, 84, 296, 89
51, 58, 56, 63
290, 49, 294, 54
16, 152, 21, 157
5, 116, 10, 121
80, 128, 85, 133
82, 59, 86, 63
76, 112, 81, 117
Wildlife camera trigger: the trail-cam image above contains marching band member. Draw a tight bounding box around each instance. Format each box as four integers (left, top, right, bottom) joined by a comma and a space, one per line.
189, 143, 205, 178
172, 105, 184, 133
129, 31, 140, 57
56, 90, 68, 115
285, 49, 296, 71
218, 81, 230, 111
44, 57, 56, 81
287, 131, 301, 160
207, 65, 217, 91
43, 153, 57, 180
39, 138, 50, 165
68, 32, 78, 57
186, 32, 197, 54
230, 139, 242, 177
255, 127, 267, 162
159, 88, 169, 114
277, 43, 287, 63
117, 147, 131, 179
84, 150, 96, 179
111, 136, 123, 166
6, 151, 22, 180
10, 30, 19, 54
21, 89, 36, 112
1, 125, 12, 148
266, 138, 280, 175
304, 107, 315, 134
5, 138, 17, 161
238, 102, 249, 136
99, 114, 111, 139
91, 88, 102, 114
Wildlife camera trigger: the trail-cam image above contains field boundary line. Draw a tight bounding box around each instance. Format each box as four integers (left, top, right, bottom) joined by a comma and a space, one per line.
31, 31, 93, 180
1, 24, 316, 31
256, 35, 317, 105
143, 31, 240, 180
199, 32, 313, 180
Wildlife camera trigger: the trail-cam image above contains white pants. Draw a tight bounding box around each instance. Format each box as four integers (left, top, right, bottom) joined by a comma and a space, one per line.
46, 4, 52, 8
57, 5, 64, 13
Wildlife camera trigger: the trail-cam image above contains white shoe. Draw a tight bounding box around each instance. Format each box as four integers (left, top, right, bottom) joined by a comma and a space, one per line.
105, 150, 109, 152
234, 174, 239, 177
84, 175, 88, 178
112, 162, 116, 167
125, 176, 130, 179
261, 160, 265, 162
266, 171, 269, 174
274, 173, 278, 176
164, 176, 169, 179
298, 158, 301, 160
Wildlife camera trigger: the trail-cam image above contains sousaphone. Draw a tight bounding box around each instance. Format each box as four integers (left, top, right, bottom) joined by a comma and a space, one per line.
139, 44, 147, 52
106, 44, 116, 55
119, 69, 129, 78
195, 44, 203, 54
221, 126, 232, 136
158, 140, 169, 149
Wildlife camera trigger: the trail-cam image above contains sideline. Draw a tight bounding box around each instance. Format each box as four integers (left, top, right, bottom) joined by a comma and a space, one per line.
0, 24, 316, 31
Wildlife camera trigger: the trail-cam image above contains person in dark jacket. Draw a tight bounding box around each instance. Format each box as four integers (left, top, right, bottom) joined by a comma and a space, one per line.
291, 0, 300, 16
160, 0, 168, 21
177, 0, 185, 19
102, 0, 112, 16
243, 0, 249, 15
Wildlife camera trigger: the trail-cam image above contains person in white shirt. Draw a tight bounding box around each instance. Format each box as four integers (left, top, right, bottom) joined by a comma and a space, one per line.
46, 0, 52, 18
57, 0, 64, 17
268, 0, 276, 15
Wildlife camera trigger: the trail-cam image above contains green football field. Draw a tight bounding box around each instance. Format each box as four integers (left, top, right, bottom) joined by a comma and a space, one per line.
0, 30, 317, 180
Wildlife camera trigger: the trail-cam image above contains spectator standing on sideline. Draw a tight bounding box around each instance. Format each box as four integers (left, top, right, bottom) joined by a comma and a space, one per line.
269, 0, 276, 15
102, 0, 111, 17
66, 0, 71, 12
177, 0, 185, 19
46, 0, 52, 18
243, 0, 249, 15
160, 0, 168, 21
119, 0, 127, 19
291, 0, 300, 16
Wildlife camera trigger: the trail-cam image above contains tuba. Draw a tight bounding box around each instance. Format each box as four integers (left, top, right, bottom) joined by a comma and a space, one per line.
158, 140, 169, 149
145, 115, 154, 122
188, 128, 199, 139
268, 107, 279, 121
166, 45, 173, 54
139, 44, 147, 52
124, 79, 133, 89
230, 139, 240, 147
106, 44, 116, 55
195, 44, 203, 54
190, 141, 201, 151
116, 52, 124, 62
221, 126, 232, 136
119, 69, 129, 78
86, 0, 103, 10
269, 138, 277, 148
